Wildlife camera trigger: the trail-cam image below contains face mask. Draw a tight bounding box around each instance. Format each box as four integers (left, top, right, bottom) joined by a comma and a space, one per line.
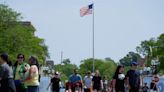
118, 74, 125, 80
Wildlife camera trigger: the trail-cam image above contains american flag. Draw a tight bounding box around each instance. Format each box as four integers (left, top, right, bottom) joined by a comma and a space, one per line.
80, 4, 93, 17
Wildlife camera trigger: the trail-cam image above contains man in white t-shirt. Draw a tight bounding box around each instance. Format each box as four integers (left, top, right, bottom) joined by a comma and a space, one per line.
83, 71, 92, 92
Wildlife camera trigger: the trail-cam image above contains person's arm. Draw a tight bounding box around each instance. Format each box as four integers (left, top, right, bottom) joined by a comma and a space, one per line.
25, 65, 37, 81
29, 65, 38, 78
90, 77, 93, 89
68, 75, 72, 82
47, 82, 52, 90
155, 83, 159, 92
59, 81, 61, 88
126, 76, 131, 90
92, 76, 94, 89
0, 66, 8, 80
126, 71, 131, 90
0, 67, 5, 80
112, 79, 116, 92
83, 77, 86, 88
77, 74, 83, 84
79, 75, 83, 89
47, 78, 53, 90
101, 79, 104, 90
139, 74, 142, 89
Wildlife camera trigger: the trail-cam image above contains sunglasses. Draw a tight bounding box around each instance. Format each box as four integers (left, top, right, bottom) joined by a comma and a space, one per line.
18, 57, 24, 59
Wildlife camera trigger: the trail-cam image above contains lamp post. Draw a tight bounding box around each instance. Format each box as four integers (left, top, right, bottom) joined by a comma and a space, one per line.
61, 51, 63, 64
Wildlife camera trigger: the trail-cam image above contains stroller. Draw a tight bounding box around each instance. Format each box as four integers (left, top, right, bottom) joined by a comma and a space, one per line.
66, 81, 82, 92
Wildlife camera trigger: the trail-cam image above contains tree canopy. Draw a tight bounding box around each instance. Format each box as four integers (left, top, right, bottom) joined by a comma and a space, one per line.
0, 4, 49, 64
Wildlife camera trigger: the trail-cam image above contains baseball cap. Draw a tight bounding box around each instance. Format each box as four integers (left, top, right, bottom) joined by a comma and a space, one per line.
131, 61, 138, 66
55, 71, 59, 75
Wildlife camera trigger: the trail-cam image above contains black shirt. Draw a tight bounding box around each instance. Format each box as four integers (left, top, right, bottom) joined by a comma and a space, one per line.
51, 77, 61, 91
92, 76, 101, 89
113, 73, 125, 92
150, 82, 157, 91
126, 70, 140, 88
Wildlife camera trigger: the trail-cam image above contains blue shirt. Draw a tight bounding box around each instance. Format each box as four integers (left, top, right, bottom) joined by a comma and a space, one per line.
69, 74, 82, 83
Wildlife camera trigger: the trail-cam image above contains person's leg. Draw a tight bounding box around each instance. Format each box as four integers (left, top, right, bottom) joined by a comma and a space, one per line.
96, 90, 99, 92
84, 88, 90, 92
15, 84, 21, 92
87, 89, 90, 92
129, 87, 139, 92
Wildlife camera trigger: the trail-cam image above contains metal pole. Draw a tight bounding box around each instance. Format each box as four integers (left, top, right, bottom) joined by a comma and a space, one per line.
61, 51, 63, 64
92, 2, 95, 73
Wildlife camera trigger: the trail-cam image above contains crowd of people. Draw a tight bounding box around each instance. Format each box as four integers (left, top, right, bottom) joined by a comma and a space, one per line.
47, 61, 160, 92
0, 52, 160, 92
0, 53, 40, 92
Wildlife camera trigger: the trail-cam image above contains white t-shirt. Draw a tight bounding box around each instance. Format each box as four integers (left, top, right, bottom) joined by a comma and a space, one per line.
84, 76, 93, 88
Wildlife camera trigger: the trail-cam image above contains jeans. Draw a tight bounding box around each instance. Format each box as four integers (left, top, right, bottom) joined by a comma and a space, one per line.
27, 86, 39, 92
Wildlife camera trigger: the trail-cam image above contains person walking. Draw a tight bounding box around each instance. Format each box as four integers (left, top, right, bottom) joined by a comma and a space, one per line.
113, 65, 125, 92
126, 61, 141, 92
83, 71, 93, 92
0, 53, 16, 92
92, 70, 103, 92
69, 68, 83, 92
102, 76, 108, 92
47, 71, 61, 92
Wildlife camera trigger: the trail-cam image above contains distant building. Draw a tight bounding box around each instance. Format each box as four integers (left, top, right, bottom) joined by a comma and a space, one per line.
46, 60, 54, 69
19, 21, 35, 34
19, 21, 31, 26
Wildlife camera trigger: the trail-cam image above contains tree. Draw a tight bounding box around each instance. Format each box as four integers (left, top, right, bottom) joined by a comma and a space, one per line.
62, 58, 71, 65
136, 38, 157, 57
79, 58, 117, 79
54, 60, 77, 81
157, 34, 164, 57
136, 34, 164, 73
136, 38, 158, 66
156, 34, 164, 70
0, 4, 49, 64
119, 52, 141, 66
0, 4, 21, 31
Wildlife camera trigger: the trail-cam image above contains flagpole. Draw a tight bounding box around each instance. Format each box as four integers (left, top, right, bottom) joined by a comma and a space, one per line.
92, 1, 95, 73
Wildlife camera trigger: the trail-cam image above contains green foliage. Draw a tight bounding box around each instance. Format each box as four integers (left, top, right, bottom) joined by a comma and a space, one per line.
136, 38, 157, 57
124, 66, 131, 74
159, 69, 164, 75
119, 52, 141, 66
54, 61, 77, 81
62, 59, 71, 65
136, 34, 164, 71
79, 58, 117, 80
159, 56, 164, 70
0, 4, 49, 64
0, 4, 21, 31
157, 34, 164, 57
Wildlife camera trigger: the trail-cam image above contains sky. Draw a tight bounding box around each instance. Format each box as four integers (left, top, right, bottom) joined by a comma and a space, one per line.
1, 0, 164, 65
